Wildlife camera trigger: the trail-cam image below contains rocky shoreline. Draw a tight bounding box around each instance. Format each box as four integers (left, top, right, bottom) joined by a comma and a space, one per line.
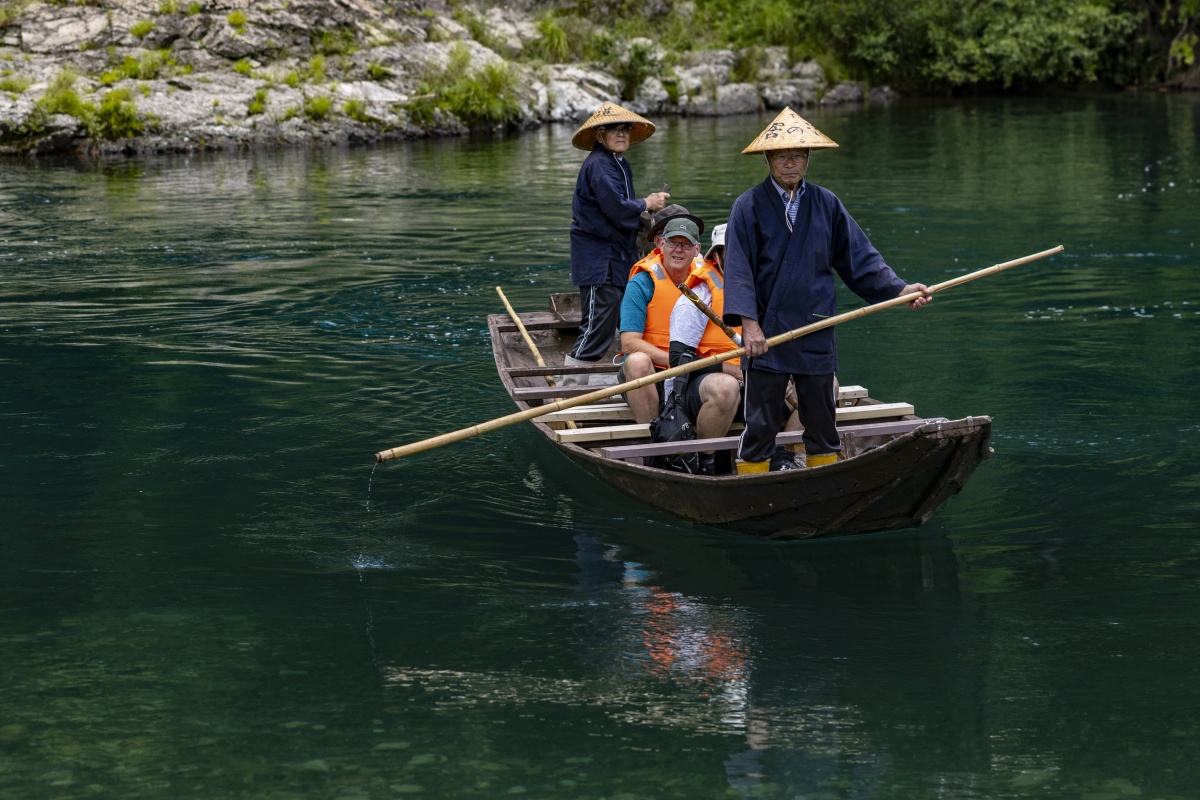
0, 0, 897, 158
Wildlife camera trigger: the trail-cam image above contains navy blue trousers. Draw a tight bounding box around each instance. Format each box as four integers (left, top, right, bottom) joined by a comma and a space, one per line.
570, 284, 623, 362
738, 369, 839, 463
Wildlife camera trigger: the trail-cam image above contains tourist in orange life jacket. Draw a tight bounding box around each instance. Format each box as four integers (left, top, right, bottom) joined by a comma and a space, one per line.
616, 208, 707, 426
563, 102, 670, 386
664, 222, 745, 475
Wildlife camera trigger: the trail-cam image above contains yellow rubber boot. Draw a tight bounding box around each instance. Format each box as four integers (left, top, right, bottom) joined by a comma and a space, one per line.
806, 452, 838, 468
736, 459, 769, 475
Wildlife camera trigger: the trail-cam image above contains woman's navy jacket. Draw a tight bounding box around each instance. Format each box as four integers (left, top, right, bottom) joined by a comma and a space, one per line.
569, 143, 645, 288
722, 177, 907, 375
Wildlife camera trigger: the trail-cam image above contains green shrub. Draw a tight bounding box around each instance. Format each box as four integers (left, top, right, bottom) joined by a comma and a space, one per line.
306, 55, 326, 83
283, 70, 301, 88
159, 0, 178, 13
0, 74, 30, 93
100, 49, 176, 84
89, 87, 142, 139
412, 45, 523, 128
344, 98, 372, 122
366, 62, 393, 80
304, 95, 332, 120
35, 69, 89, 117
186, 1, 201, 13
247, 87, 267, 115
130, 20, 154, 38
533, 12, 569, 63
227, 10, 246, 34
314, 27, 356, 56
233, 58, 252, 76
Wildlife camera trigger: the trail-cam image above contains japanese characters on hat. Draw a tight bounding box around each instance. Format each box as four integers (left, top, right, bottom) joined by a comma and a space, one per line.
571, 102, 656, 151
741, 107, 838, 154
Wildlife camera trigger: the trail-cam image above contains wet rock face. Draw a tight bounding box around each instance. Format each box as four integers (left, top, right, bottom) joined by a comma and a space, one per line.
0, 0, 880, 157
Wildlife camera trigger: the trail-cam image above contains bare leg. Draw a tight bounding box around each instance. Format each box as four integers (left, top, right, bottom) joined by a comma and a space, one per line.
694, 373, 740, 441
623, 352, 660, 424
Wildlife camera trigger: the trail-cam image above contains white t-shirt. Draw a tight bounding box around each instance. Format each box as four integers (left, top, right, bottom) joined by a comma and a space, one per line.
663, 283, 713, 396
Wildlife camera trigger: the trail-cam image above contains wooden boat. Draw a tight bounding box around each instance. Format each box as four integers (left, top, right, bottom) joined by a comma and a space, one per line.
489, 293, 993, 541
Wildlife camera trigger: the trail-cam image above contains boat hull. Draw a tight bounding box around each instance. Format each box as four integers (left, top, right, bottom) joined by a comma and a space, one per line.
488, 298, 991, 540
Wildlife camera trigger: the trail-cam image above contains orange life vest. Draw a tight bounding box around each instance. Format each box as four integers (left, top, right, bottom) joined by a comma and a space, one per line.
685, 258, 742, 366
627, 250, 695, 352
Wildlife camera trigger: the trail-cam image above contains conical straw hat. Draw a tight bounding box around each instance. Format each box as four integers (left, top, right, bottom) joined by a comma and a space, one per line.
572, 102, 656, 151
741, 107, 838, 154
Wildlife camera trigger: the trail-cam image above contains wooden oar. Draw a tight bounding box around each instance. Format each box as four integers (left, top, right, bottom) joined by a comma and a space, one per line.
374, 245, 1063, 463
495, 286, 575, 430
676, 282, 743, 346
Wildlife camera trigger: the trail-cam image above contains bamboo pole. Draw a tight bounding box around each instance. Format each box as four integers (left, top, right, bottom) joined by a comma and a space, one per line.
676, 282, 743, 346
374, 245, 1063, 463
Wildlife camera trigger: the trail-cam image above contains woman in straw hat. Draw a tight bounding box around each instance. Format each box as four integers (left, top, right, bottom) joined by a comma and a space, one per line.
720, 108, 932, 474
562, 102, 671, 385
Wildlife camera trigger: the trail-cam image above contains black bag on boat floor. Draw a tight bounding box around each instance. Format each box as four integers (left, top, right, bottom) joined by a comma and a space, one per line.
647, 349, 698, 474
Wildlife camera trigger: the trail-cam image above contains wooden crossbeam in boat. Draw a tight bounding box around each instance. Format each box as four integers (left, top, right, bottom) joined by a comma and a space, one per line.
505, 364, 619, 378
552, 402, 916, 444
597, 418, 947, 460
493, 311, 580, 332
513, 385, 606, 401
536, 385, 871, 423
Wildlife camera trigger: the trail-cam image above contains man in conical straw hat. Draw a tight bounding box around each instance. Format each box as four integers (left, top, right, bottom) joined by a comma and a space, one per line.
562, 102, 670, 386
721, 107, 932, 475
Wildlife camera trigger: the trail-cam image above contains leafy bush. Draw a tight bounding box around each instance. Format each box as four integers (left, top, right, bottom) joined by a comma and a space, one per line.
247, 87, 267, 115
344, 98, 372, 122
366, 62, 393, 80
304, 95, 332, 120
90, 87, 143, 139
227, 10, 246, 34
24, 72, 144, 140
532, 12, 569, 62
233, 58, 252, 76
307, 55, 326, 84
99, 49, 176, 84
130, 20, 154, 38
34, 69, 89, 117
314, 28, 356, 56
406, 44, 524, 128
0, 73, 30, 93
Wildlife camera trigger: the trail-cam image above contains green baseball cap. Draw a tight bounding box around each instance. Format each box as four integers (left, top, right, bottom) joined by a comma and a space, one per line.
659, 218, 700, 245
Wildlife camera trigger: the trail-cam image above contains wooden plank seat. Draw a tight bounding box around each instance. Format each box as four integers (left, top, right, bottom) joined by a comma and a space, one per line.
597, 418, 947, 461
505, 364, 619, 378
552, 402, 916, 444
535, 385, 871, 423
493, 311, 581, 332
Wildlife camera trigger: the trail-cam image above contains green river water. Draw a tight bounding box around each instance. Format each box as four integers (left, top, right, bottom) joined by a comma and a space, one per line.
2, 94, 1199, 799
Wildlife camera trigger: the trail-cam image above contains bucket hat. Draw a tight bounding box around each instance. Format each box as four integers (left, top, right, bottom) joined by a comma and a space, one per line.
648, 204, 704, 240
705, 223, 727, 259
741, 107, 838, 154
572, 102, 656, 151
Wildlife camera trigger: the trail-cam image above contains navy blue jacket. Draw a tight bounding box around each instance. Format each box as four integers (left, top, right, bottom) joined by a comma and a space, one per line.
722, 177, 907, 374
569, 143, 646, 288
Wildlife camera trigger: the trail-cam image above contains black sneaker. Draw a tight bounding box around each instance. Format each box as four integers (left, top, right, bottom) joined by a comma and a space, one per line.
770, 448, 802, 471
697, 452, 716, 476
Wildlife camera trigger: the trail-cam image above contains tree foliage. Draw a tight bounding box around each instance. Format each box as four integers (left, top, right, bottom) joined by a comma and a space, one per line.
587, 0, 1198, 90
